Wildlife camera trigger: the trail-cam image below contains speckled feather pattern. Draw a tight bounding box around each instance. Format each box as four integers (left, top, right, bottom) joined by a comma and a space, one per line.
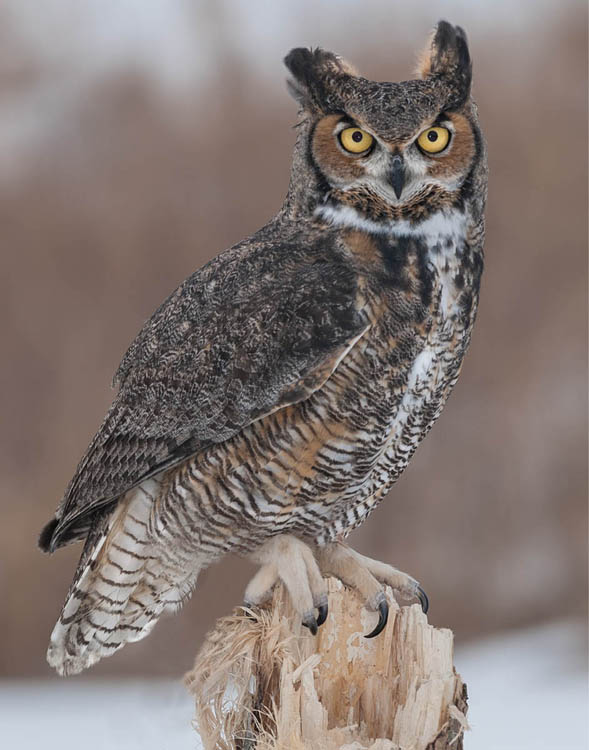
54, 225, 368, 545
41, 21, 487, 675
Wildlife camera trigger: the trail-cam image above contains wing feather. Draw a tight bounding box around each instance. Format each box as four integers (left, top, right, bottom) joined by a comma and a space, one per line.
45, 231, 369, 550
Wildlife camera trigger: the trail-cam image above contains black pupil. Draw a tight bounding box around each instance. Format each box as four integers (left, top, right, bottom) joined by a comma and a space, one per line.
427, 130, 438, 142
352, 131, 363, 143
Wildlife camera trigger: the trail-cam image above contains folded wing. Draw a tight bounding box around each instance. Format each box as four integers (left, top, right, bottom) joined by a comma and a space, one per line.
41, 235, 369, 551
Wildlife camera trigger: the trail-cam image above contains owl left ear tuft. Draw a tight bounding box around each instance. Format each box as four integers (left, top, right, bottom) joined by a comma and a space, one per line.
417, 21, 472, 107
284, 47, 356, 110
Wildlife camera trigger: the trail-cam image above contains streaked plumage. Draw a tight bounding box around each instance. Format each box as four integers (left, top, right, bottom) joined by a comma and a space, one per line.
40, 21, 486, 675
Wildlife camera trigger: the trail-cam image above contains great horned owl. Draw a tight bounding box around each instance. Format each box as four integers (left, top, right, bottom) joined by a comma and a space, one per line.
39, 21, 486, 676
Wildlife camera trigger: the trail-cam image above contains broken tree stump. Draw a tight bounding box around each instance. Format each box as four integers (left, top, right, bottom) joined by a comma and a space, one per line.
185, 577, 468, 750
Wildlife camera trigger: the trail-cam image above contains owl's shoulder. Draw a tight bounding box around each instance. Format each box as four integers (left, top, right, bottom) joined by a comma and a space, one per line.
113, 218, 361, 388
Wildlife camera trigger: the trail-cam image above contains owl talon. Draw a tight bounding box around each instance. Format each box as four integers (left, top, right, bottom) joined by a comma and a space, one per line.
417, 585, 429, 614
364, 598, 388, 639
302, 614, 318, 635
316, 601, 328, 627
246, 535, 328, 636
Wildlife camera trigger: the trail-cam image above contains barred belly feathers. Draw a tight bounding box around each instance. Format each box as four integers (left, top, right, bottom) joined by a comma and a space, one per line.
39, 21, 486, 675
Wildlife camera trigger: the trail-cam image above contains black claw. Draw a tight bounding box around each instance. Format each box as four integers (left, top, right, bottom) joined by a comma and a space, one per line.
365, 598, 389, 639
302, 615, 318, 636
417, 585, 429, 615
316, 602, 328, 627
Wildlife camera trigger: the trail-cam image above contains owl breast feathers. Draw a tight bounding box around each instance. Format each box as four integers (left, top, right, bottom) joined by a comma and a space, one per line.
40, 20, 486, 676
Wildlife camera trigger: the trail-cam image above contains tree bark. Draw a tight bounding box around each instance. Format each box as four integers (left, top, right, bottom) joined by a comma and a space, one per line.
185, 577, 468, 750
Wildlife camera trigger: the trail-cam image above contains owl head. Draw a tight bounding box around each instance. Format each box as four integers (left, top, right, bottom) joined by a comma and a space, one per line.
284, 21, 485, 226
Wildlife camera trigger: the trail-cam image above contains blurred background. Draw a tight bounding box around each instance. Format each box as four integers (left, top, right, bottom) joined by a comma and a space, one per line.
1, 0, 587, 748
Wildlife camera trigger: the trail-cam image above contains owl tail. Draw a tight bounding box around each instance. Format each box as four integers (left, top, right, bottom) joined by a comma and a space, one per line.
47, 479, 199, 676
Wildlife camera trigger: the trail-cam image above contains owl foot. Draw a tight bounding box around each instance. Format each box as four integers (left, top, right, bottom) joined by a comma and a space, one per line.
244, 534, 328, 635
315, 541, 428, 638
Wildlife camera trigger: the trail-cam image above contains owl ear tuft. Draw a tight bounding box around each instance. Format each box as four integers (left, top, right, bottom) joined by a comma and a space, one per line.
284, 47, 355, 110
417, 21, 472, 106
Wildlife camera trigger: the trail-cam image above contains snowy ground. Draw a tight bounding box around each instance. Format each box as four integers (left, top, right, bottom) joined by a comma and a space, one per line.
1, 620, 586, 750
0, 678, 200, 750
456, 620, 587, 750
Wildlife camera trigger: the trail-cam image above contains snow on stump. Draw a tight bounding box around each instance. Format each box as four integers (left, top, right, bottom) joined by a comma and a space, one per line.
185, 577, 468, 749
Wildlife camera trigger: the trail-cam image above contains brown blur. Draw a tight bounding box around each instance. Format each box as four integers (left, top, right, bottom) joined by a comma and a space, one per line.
1, 4, 587, 677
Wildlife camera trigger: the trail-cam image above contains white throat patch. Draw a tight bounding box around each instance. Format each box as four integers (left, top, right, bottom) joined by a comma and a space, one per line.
315, 203, 467, 239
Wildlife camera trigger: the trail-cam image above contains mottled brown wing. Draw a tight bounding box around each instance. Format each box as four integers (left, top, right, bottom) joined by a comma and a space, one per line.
44, 231, 369, 550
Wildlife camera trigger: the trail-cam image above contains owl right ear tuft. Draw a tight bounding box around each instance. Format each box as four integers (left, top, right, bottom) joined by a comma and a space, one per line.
284, 47, 355, 110
417, 21, 472, 107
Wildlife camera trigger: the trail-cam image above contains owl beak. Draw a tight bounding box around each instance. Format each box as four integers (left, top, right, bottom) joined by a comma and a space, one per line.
389, 155, 406, 199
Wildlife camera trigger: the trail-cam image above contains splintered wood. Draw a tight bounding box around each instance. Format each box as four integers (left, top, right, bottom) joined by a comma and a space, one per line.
185, 578, 468, 750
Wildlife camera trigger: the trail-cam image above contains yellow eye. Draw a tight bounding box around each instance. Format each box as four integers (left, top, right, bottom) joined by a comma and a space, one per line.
417, 126, 451, 154
339, 127, 374, 154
